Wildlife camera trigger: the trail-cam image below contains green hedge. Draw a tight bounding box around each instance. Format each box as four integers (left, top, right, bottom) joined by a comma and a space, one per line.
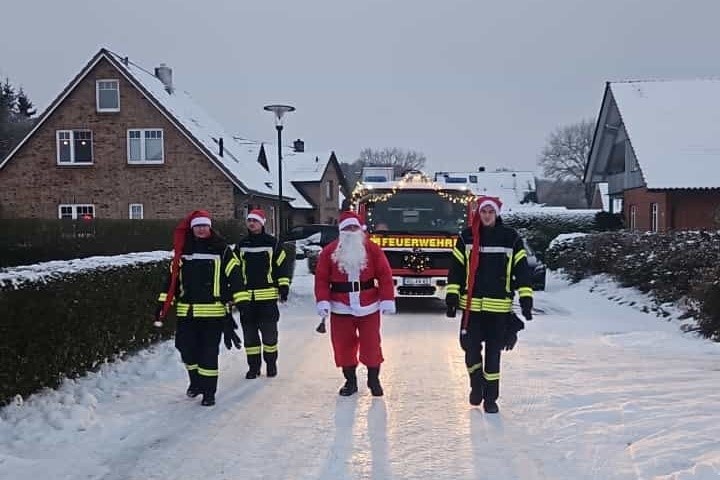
545, 231, 720, 340
0, 219, 248, 268
503, 209, 622, 255
0, 260, 175, 405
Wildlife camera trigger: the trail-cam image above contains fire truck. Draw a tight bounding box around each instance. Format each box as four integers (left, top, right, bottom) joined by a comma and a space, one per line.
353, 169, 475, 300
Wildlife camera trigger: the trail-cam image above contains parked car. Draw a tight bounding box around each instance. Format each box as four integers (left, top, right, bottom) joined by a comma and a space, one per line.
283, 224, 338, 259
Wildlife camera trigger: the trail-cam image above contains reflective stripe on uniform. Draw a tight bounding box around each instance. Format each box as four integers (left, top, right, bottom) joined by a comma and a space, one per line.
245, 346, 262, 355
452, 247, 465, 264
158, 293, 168, 302
513, 249, 527, 265
198, 367, 218, 377
517, 286, 533, 298
446, 283, 460, 295
185, 364, 198, 371
277, 277, 290, 287
467, 363, 482, 374
483, 369, 500, 381
233, 291, 251, 303
275, 249, 287, 266
176, 302, 227, 317
263, 344, 278, 353
459, 296, 513, 313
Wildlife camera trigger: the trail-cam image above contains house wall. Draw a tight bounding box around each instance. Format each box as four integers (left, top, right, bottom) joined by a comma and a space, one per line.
624, 187, 720, 231
0, 58, 236, 220
318, 164, 342, 224
623, 187, 668, 231
667, 190, 720, 230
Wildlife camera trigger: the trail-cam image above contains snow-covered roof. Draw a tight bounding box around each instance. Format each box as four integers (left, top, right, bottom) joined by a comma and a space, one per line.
0, 48, 335, 210
434, 170, 536, 206
610, 79, 720, 189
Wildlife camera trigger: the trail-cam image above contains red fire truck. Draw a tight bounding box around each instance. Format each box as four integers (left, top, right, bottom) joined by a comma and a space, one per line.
353, 170, 475, 300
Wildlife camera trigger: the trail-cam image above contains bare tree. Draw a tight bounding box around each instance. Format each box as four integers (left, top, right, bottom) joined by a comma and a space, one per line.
340, 147, 428, 190
538, 119, 595, 206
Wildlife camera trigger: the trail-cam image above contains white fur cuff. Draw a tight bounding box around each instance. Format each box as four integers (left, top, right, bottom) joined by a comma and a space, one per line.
380, 300, 396, 315
316, 301, 331, 317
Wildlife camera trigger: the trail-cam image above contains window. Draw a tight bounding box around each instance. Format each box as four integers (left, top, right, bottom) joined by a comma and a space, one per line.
58, 204, 95, 219
650, 203, 658, 232
129, 203, 144, 219
127, 129, 164, 163
56, 130, 93, 164
325, 180, 334, 200
96, 80, 120, 112
629, 205, 637, 230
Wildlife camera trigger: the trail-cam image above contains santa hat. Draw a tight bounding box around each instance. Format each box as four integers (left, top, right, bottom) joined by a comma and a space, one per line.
338, 211, 362, 230
246, 209, 266, 226
189, 210, 212, 228
476, 195, 502, 215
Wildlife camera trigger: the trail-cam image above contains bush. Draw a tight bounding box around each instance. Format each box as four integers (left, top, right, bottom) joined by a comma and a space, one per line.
545, 231, 720, 340
0, 259, 174, 405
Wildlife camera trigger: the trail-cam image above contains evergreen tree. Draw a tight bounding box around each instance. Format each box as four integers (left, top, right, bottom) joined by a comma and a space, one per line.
15, 88, 36, 118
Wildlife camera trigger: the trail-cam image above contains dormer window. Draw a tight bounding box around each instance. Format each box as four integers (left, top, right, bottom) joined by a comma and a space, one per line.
96, 79, 119, 112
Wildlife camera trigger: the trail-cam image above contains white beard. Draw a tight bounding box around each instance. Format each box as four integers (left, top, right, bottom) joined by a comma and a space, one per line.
332, 230, 368, 275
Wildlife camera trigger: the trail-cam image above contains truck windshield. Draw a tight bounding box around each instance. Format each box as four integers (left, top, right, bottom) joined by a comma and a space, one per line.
364, 190, 467, 234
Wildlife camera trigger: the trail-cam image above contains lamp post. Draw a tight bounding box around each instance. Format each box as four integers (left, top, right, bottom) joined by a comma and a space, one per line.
263, 104, 295, 237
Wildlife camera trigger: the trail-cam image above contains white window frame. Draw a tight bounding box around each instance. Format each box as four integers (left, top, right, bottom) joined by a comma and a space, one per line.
629, 205, 637, 230
650, 203, 658, 232
129, 203, 144, 219
127, 129, 164, 164
56, 130, 93, 164
58, 204, 95, 219
96, 79, 120, 112
325, 180, 334, 200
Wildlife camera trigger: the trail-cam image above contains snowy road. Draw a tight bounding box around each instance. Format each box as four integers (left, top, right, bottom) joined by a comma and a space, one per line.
2, 265, 720, 479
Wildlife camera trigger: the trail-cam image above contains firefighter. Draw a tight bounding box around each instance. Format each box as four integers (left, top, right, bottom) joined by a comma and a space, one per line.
233, 209, 290, 379
446, 196, 533, 413
155, 210, 246, 407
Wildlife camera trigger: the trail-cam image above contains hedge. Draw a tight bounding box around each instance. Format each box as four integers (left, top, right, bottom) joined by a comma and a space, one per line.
0, 259, 173, 405
545, 230, 720, 340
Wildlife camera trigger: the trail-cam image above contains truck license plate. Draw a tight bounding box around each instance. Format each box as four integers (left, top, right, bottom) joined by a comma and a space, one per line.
404, 277, 431, 286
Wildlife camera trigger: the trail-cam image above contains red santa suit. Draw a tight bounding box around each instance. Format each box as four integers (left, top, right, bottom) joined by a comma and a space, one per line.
314, 212, 395, 368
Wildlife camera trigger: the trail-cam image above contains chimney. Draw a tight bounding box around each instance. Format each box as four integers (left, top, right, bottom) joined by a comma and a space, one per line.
154, 63, 173, 94
293, 139, 305, 152
478, 166, 486, 172
219, 137, 224, 157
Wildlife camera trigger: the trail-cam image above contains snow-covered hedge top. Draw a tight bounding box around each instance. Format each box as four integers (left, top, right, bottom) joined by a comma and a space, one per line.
0, 251, 172, 290
548, 233, 589, 249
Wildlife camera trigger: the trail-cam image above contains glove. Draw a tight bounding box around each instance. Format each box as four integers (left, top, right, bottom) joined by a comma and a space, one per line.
223, 314, 242, 350
380, 300, 396, 315
520, 296, 533, 321
278, 285, 289, 303
504, 313, 525, 351
153, 304, 164, 328
316, 301, 330, 318
445, 293, 458, 318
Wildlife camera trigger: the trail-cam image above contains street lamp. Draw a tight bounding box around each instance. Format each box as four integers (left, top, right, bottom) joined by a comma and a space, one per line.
263, 104, 295, 238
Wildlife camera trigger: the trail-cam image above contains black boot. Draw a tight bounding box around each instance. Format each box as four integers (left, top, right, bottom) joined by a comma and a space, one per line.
266, 361, 277, 378
186, 369, 201, 398
246, 354, 261, 379
367, 367, 384, 397
483, 400, 499, 414
201, 393, 215, 406
469, 371, 484, 406
338, 366, 358, 396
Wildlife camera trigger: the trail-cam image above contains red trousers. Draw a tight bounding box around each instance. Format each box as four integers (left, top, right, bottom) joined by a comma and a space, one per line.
330, 311, 384, 368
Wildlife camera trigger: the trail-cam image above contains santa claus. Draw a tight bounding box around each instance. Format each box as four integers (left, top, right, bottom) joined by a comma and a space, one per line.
314, 211, 396, 397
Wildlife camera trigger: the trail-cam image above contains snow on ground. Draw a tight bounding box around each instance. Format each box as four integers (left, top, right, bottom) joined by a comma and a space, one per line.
1, 264, 720, 479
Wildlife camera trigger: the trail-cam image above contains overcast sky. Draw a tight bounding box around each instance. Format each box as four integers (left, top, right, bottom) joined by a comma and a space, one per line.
2, 0, 720, 176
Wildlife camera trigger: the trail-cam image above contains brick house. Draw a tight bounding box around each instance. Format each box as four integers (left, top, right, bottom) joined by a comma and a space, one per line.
584, 80, 720, 232
0, 48, 346, 235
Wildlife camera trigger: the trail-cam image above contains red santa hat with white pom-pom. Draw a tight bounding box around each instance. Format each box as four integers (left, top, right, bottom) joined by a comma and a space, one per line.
246, 209, 266, 225
475, 195, 502, 215
338, 211, 364, 230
